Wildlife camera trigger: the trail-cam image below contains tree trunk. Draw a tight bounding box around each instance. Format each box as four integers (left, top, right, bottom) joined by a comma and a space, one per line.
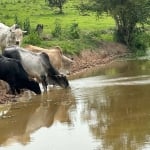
58, 1, 63, 14
113, 12, 136, 47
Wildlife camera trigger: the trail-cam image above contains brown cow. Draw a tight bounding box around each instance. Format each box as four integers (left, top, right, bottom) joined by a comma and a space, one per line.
25, 45, 74, 75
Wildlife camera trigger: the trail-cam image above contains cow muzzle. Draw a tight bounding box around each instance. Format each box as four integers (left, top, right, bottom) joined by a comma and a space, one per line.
16, 41, 20, 45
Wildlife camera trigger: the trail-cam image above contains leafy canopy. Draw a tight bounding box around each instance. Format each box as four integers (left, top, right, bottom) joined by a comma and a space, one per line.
46, 0, 67, 13
79, 0, 150, 49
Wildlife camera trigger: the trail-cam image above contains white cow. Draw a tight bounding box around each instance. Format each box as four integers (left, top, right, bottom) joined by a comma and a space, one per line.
0, 23, 26, 52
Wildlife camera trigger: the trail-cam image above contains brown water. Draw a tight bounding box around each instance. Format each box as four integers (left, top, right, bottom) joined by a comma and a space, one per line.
1, 59, 150, 150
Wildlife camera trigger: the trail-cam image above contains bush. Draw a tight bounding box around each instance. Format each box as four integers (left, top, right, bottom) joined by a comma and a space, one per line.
80, 30, 101, 47
23, 18, 31, 34
23, 31, 41, 45
131, 32, 150, 51
51, 19, 62, 38
14, 15, 22, 27
67, 22, 80, 39
14, 16, 31, 34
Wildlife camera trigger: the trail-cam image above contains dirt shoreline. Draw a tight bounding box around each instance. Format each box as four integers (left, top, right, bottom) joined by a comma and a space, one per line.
0, 42, 128, 103
69, 42, 127, 77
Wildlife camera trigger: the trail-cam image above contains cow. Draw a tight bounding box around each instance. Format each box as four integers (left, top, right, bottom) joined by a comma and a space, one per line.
3, 46, 69, 91
35, 24, 43, 36
0, 55, 41, 95
0, 23, 27, 52
25, 45, 74, 75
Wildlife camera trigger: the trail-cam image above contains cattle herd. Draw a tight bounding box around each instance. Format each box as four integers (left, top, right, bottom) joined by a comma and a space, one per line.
0, 23, 74, 95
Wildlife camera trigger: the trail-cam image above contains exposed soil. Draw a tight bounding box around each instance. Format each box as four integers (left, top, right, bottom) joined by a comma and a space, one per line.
70, 42, 127, 74
0, 42, 128, 103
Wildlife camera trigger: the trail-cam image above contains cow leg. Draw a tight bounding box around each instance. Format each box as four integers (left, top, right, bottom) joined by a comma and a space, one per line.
41, 75, 47, 92
15, 88, 21, 94
7, 77, 17, 95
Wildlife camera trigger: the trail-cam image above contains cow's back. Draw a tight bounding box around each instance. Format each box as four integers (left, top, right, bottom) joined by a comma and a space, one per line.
26, 45, 63, 70
4, 47, 46, 80
0, 55, 41, 94
0, 54, 28, 80
25, 45, 74, 74
0, 23, 9, 29
25, 45, 49, 52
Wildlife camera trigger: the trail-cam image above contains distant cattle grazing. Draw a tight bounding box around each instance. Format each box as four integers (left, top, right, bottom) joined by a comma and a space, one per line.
0, 55, 41, 95
25, 45, 74, 75
0, 23, 27, 52
35, 24, 43, 36
3, 46, 69, 91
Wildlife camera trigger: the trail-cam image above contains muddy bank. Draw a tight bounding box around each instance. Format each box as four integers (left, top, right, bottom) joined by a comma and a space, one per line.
0, 42, 128, 103
0, 87, 17, 104
70, 42, 128, 75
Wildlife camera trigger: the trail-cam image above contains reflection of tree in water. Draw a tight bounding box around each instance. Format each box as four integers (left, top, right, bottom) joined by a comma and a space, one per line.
0, 88, 76, 146
82, 84, 150, 150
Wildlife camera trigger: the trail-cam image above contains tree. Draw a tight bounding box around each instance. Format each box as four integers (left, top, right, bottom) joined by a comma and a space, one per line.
46, 0, 67, 14
79, 0, 150, 49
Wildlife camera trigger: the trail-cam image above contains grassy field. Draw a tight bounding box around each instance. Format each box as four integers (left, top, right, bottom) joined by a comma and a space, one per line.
0, 0, 115, 54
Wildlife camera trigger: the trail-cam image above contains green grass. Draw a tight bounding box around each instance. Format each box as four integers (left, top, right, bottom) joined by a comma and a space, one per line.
0, 0, 115, 54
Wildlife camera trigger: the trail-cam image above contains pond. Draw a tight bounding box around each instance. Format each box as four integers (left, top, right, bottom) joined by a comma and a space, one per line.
1, 59, 150, 150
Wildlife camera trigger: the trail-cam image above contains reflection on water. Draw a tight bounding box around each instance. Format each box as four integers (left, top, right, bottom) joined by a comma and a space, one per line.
1, 59, 150, 150
0, 88, 76, 149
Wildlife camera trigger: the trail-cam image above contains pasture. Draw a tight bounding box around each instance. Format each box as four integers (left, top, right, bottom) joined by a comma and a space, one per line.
0, 0, 115, 54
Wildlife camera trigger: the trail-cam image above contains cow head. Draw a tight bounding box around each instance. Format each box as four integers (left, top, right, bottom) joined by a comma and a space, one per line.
9, 27, 27, 46
49, 74, 70, 88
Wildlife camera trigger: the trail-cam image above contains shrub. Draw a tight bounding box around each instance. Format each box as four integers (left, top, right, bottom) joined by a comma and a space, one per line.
131, 31, 150, 52
51, 19, 62, 38
67, 22, 80, 39
14, 15, 22, 27
23, 31, 41, 45
23, 18, 31, 34
14, 16, 31, 34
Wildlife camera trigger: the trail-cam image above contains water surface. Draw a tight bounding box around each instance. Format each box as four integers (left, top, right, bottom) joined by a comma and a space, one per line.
1, 59, 150, 150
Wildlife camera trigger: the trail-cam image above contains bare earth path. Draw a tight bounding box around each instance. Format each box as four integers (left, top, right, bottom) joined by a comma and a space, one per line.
0, 42, 128, 103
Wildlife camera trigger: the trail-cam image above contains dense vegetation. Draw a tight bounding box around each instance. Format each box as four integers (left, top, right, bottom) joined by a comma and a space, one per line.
79, 0, 150, 53
0, 0, 149, 55
45, 0, 67, 13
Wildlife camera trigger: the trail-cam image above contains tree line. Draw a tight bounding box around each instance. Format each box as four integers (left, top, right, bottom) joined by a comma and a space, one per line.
47, 0, 150, 51
1, 0, 149, 51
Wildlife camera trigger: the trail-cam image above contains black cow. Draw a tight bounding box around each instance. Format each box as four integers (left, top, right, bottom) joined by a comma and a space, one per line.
0, 55, 41, 95
3, 46, 69, 91
35, 24, 43, 36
